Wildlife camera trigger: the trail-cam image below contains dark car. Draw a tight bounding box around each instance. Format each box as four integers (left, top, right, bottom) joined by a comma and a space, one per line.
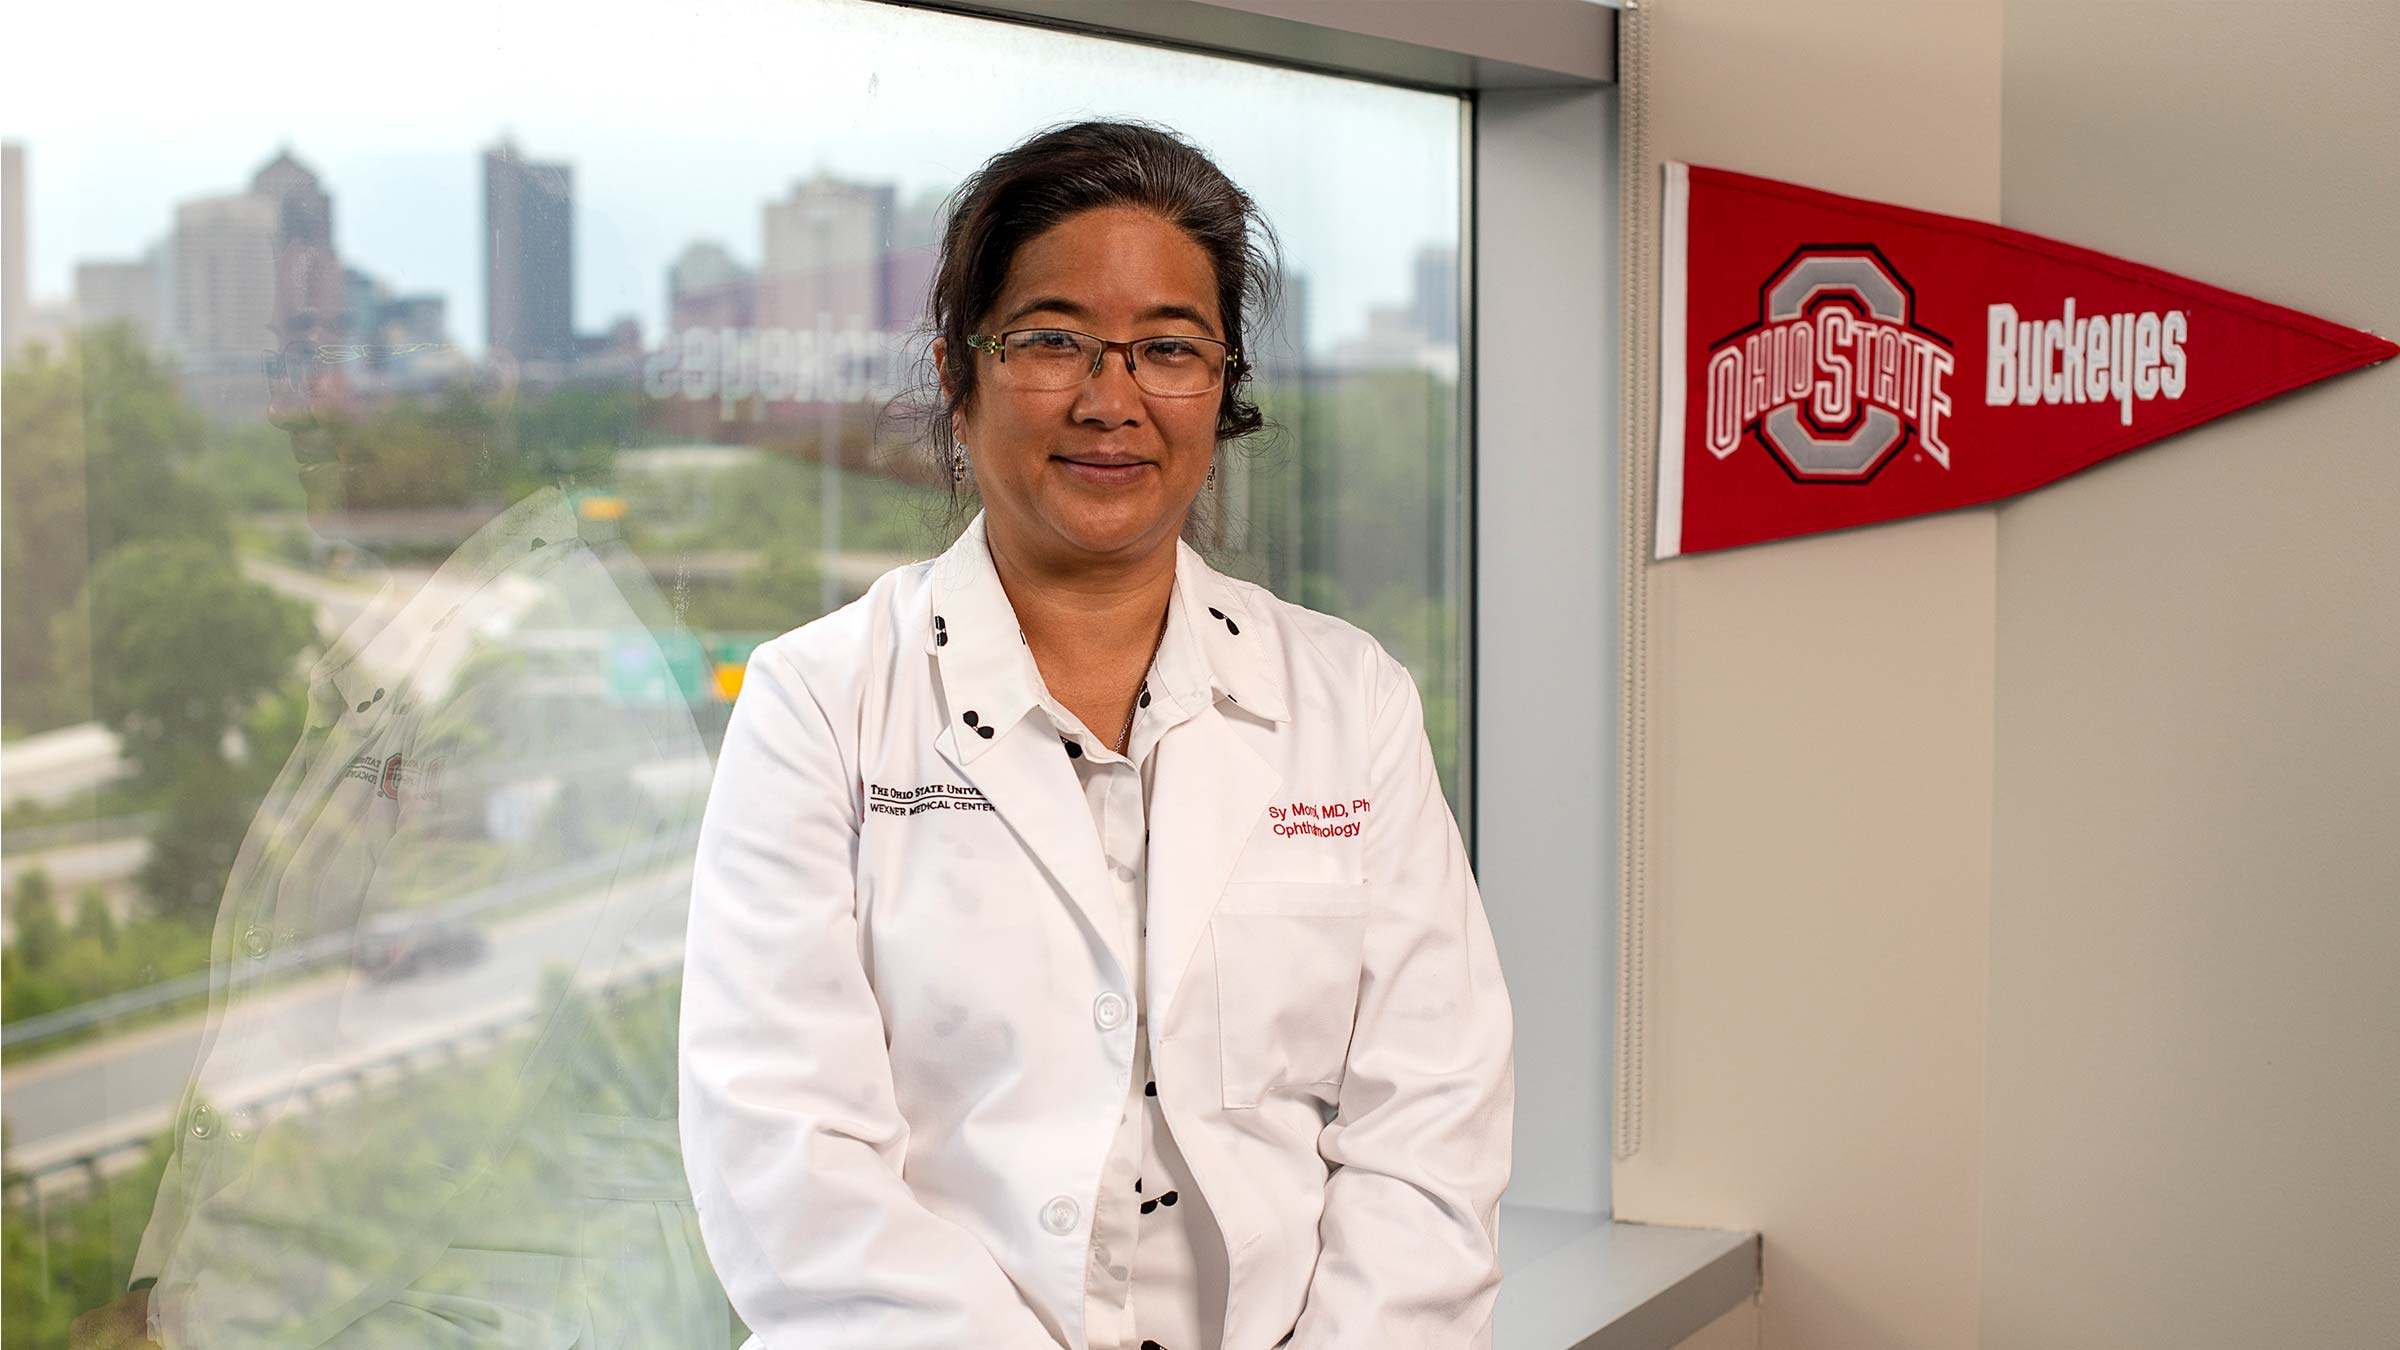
352, 916, 490, 982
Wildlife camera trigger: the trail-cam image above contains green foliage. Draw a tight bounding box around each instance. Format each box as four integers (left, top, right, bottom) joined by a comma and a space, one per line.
1234, 367, 1470, 806
188, 422, 310, 514
1, 326, 228, 735
237, 681, 314, 793
671, 542, 827, 633
2, 978, 743, 1349
509, 382, 644, 491
52, 683, 306, 933
621, 450, 949, 632
134, 752, 256, 927
9, 870, 64, 970
1, 873, 213, 1039
300, 397, 483, 513
1, 1129, 175, 1350
71, 889, 121, 955
63, 538, 314, 790
294, 380, 641, 520
691, 453, 947, 558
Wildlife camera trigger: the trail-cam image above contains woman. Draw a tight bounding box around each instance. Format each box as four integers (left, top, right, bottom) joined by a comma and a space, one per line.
677, 119, 1513, 1350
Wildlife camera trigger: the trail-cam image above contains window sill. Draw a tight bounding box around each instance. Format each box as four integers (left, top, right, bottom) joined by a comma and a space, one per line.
1497, 1206, 1760, 1350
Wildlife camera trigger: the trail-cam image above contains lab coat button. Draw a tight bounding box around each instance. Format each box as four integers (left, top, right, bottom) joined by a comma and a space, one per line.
241, 924, 271, 958
1093, 991, 1128, 1030
1041, 1195, 1080, 1234
188, 1104, 217, 1140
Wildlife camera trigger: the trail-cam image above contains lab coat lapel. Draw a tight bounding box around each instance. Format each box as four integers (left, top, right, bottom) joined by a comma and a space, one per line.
935, 719, 1115, 954
1146, 701, 1281, 1029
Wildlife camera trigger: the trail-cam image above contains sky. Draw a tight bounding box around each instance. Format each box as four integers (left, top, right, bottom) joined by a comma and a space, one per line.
2, 0, 1463, 356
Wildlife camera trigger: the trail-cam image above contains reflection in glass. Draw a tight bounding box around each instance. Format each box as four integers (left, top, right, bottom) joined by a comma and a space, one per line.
67, 233, 726, 1345
2, 1, 1466, 1342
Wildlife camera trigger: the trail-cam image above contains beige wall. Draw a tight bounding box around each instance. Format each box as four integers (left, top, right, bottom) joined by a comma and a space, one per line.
1614, 4, 2001, 1350
1982, 3, 2400, 1346
1626, 2, 2400, 1348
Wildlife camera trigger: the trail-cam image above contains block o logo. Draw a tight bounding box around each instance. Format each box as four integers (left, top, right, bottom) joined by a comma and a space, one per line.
1703, 245, 1956, 481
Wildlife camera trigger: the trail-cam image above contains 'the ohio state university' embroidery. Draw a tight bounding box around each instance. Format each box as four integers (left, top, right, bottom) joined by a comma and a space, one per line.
868, 782, 994, 816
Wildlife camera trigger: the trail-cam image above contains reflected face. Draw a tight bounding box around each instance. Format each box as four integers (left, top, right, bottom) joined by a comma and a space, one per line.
267, 243, 502, 539
268, 244, 365, 530
939, 206, 1225, 568
268, 317, 360, 528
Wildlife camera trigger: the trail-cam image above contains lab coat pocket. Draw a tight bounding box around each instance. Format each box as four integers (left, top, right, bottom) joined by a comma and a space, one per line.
1211, 882, 1368, 1110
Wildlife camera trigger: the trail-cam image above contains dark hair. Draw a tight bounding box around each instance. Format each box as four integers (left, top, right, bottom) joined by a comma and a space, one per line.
893, 118, 1286, 543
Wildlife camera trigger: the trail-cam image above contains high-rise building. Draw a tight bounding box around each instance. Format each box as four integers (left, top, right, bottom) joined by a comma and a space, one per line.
758, 171, 892, 336
1252, 266, 1312, 386
250, 150, 333, 255
75, 247, 169, 349
484, 139, 575, 368
1411, 242, 1459, 347
171, 192, 277, 361
670, 239, 746, 299
249, 150, 339, 337
170, 191, 278, 418
378, 293, 447, 347
344, 264, 384, 341
330, 260, 448, 350
3, 141, 27, 362
880, 185, 950, 333
667, 239, 754, 332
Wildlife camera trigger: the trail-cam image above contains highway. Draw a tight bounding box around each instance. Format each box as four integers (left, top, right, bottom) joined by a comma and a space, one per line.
1, 858, 696, 1182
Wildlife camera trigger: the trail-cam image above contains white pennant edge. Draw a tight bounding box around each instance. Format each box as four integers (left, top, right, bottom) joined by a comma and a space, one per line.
1654, 161, 1691, 561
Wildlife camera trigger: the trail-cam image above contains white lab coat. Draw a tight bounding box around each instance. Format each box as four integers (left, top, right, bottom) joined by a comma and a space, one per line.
677, 513, 1514, 1350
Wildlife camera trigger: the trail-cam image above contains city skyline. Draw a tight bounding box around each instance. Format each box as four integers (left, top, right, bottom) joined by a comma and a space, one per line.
3, 0, 1462, 364
6, 137, 1465, 393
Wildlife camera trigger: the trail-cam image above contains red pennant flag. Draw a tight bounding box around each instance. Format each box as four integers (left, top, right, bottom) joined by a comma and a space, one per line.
1655, 162, 2396, 558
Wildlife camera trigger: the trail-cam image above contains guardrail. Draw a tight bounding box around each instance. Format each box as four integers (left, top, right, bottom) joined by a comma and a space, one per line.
4, 951, 691, 1201
3, 939, 690, 1206
1, 825, 701, 1051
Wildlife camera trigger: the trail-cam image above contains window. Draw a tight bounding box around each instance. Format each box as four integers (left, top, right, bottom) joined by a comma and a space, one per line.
2, 0, 1470, 1340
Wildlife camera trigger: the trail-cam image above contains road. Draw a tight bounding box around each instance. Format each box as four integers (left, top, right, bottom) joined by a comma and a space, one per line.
0, 836, 148, 903
1, 858, 696, 1177
239, 553, 395, 638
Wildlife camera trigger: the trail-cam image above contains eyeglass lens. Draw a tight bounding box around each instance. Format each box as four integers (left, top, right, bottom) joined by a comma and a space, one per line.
998, 330, 1226, 395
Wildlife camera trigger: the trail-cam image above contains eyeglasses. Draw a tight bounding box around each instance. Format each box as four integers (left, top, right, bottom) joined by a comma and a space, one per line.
965, 328, 1242, 398
265, 340, 450, 391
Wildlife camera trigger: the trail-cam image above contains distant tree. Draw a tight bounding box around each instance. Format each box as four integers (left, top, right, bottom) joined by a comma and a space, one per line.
236, 681, 313, 793
8, 869, 63, 970
71, 888, 120, 955
1, 325, 230, 735
137, 750, 253, 926
64, 538, 314, 788
512, 382, 639, 488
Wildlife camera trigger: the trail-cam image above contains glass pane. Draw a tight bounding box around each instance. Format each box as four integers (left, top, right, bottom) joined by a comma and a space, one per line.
2, 1, 1466, 1343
